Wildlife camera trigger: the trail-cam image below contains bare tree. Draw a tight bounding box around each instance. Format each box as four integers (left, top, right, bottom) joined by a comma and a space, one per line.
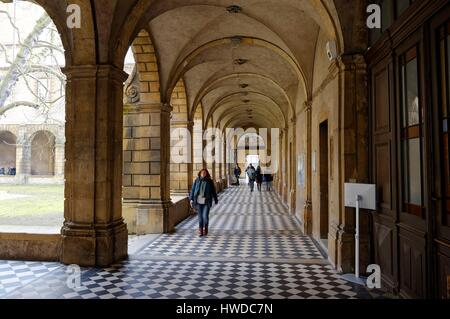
0, 7, 65, 122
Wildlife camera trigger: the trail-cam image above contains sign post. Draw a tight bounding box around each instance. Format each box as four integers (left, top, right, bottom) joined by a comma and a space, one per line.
342, 183, 376, 285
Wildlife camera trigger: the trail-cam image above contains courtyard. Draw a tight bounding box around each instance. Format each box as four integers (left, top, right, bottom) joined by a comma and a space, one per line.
0, 185, 64, 230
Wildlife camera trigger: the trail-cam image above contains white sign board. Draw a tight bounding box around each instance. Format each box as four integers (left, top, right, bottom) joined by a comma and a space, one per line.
344, 183, 376, 210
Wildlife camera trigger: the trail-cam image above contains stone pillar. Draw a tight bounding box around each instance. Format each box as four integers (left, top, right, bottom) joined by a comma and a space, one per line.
61, 65, 128, 267
216, 137, 222, 190
277, 130, 284, 195
122, 103, 173, 235
330, 53, 369, 273
282, 128, 288, 203
15, 130, 31, 184
193, 115, 204, 176
304, 101, 313, 235
54, 143, 65, 180
289, 118, 297, 215
222, 138, 228, 187
187, 121, 194, 192
170, 120, 191, 196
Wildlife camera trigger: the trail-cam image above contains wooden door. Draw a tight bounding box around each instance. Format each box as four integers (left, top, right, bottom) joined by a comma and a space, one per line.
430, 6, 450, 299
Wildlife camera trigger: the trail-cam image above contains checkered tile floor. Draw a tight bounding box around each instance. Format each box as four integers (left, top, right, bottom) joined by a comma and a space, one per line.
0, 261, 60, 296
0, 185, 390, 299
139, 232, 323, 259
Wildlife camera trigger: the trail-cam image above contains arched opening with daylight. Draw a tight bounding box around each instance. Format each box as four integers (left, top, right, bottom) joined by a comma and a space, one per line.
0, 131, 17, 176
0, 0, 66, 234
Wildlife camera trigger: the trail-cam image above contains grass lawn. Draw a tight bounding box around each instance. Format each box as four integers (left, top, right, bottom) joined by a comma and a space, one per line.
0, 184, 64, 226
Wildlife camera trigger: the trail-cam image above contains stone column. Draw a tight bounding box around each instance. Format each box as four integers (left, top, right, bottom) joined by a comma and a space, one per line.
289, 118, 297, 215
15, 129, 31, 184
277, 130, 284, 195
216, 137, 222, 190
186, 121, 194, 192
330, 53, 369, 273
281, 128, 288, 203
304, 101, 313, 235
193, 116, 204, 176
54, 142, 65, 181
222, 138, 228, 187
122, 103, 173, 235
61, 65, 128, 267
170, 120, 191, 196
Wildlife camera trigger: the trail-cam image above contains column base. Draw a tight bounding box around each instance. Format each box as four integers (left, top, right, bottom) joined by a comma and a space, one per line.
60, 220, 128, 267
329, 221, 370, 273
123, 201, 172, 235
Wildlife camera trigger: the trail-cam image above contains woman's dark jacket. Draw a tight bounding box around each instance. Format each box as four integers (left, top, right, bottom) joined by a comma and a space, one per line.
189, 177, 218, 208
256, 168, 263, 183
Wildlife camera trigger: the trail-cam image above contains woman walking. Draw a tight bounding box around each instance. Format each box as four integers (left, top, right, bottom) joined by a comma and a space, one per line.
256, 165, 263, 192
189, 169, 218, 237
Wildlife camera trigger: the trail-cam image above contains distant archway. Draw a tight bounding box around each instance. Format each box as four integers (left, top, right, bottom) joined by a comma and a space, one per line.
0, 131, 17, 173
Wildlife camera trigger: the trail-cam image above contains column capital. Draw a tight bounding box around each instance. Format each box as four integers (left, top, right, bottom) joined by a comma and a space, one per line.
170, 120, 194, 128
161, 102, 173, 113
62, 64, 129, 83
303, 100, 312, 112
336, 53, 367, 71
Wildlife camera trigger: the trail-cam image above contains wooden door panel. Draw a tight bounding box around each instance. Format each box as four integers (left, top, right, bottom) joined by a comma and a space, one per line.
371, 57, 399, 292
373, 216, 397, 288
375, 142, 392, 212
437, 242, 450, 299
398, 226, 427, 298
374, 68, 391, 133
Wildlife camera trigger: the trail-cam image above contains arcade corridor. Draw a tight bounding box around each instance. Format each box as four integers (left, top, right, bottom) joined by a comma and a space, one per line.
0, 185, 383, 299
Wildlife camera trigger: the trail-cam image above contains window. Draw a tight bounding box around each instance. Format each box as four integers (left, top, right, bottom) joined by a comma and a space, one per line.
400, 46, 424, 218
439, 21, 450, 226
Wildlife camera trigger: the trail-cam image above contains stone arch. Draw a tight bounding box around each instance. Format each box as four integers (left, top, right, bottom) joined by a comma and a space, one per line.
30, 0, 97, 66
30, 131, 55, 176
170, 78, 191, 195
130, 30, 162, 105
112, 0, 346, 69
193, 103, 204, 175
165, 36, 308, 105
0, 131, 17, 174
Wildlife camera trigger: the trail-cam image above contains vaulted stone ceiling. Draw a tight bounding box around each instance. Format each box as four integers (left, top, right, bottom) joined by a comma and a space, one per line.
136, 0, 330, 130
32, 0, 344, 130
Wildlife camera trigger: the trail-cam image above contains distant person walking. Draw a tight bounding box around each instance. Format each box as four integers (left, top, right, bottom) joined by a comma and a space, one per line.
189, 169, 218, 237
245, 164, 257, 192
233, 164, 242, 186
264, 173, 273, 191
256, 166, 263, 192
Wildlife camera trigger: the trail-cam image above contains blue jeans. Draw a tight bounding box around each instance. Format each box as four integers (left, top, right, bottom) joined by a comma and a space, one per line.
197, 204, 210, 229
249, 180, 255, 192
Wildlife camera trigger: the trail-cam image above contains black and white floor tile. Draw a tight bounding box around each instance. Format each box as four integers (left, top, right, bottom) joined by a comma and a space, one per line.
0, 185, 391, 299
138, 233, 323, 260
0, 260, 60, 296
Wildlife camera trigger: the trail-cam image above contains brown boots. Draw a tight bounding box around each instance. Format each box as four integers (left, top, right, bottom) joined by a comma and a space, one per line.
198, 226, 208, 237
